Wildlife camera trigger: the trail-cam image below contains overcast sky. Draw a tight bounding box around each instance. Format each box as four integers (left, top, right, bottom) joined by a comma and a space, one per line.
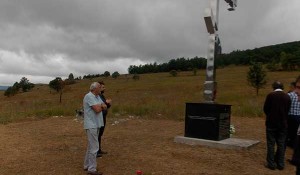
0, 0, 299, 86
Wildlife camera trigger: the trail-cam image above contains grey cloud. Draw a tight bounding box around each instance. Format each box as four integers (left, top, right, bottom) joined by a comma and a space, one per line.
1, 0, 210, 62
0, 0, 300, 85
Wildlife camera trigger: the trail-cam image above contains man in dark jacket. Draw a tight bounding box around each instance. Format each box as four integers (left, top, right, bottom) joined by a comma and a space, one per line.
263, 81, 291, 170
97, 81, 112, 157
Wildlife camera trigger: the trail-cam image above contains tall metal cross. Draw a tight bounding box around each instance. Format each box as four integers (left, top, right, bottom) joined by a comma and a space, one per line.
203, 0, 237, 103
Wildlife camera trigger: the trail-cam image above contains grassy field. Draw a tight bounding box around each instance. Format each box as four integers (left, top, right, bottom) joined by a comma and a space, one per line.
0, 66, 299, 124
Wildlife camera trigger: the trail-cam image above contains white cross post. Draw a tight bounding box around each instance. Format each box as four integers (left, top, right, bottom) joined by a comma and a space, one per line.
203, 0, 237, 103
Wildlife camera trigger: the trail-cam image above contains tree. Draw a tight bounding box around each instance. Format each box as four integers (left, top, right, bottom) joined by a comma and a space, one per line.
4, 86, 18, 97
4, 78, 34, 96
49, 77, 65, 103
169, 70, 178, 77
132, 74, 140, 80
65, 73, 76, 85
103, 71, 110, 77
13, 82, 20, 91
192, 68, 197, 76
112, 71, 120, 79
68, 73, 74, 81
280, 52, 298, 71
266, 61, 281, 72
19, 77, 34, 92
247, 62, 267, 95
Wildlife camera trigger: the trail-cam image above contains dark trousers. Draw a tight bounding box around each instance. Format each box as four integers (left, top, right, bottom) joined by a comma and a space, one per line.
292, 135, 300, 175
98, 115, 106, 152
266, 127, 287, 168
287, 115, 300, 148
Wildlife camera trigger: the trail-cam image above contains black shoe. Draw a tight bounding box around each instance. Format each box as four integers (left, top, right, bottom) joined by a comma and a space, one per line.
87, 171, 103, 175
97, 150, 107, 158
264, 164, 276, 170
277, 166, 284, 170
288, 159, 297, 166
99, 150, 108, 154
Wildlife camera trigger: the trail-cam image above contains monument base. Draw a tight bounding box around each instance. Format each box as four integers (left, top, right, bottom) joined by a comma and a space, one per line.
185, 103, 231, 141
174, 136, 260, 150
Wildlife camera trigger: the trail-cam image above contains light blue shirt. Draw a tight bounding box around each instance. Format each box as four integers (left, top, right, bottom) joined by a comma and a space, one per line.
83, 92, 104, 129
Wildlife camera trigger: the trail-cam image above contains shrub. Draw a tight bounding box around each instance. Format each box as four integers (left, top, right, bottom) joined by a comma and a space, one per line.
169, 70, 178, 77
132, 74, 140, 80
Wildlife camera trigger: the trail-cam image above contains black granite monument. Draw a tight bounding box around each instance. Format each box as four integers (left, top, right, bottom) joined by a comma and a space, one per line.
185, 103, 231, 141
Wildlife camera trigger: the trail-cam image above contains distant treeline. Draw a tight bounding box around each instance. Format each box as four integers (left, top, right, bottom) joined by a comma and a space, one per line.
128, 41, 300, 74
217, 41, 300, 70
128, 57, 207, 74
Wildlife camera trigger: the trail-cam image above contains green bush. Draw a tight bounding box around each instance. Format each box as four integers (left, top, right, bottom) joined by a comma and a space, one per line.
132, 74, 140, 80
169, 70, 178, 77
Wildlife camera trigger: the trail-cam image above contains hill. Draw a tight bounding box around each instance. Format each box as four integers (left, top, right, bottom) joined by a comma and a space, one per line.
217, 41, 300, 67
128, 41, 300, 74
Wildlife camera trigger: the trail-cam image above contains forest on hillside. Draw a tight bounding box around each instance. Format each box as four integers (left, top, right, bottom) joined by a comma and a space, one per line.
128, 41, 300, 74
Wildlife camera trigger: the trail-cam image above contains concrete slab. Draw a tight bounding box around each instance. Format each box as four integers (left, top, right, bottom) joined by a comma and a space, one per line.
174, 136, 260, 150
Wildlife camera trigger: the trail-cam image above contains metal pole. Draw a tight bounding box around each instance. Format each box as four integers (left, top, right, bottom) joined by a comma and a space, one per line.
215, 0, 220, 26
203, 0, 236, 103
203, 0, 219, 103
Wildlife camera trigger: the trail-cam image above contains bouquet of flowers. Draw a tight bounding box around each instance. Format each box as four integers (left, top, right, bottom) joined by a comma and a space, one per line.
230, 124, 235, 136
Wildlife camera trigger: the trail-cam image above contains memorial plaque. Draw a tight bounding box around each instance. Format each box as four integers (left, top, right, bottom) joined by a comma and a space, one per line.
185, 103, 231, 141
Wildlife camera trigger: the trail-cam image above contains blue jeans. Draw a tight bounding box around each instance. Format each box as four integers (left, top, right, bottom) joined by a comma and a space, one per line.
266, 127, 287, 168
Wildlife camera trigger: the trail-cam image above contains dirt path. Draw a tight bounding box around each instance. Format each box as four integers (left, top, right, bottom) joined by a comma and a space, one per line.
0, 116, 296, 175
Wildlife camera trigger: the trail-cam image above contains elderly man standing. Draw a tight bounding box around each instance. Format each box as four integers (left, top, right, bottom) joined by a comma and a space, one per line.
263, 81, 291, 170
83, 82, 107, 175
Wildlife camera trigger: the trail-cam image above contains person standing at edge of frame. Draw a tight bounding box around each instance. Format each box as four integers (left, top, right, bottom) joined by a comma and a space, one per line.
83, 82, 107, 175
287, 82, 300, 148
292, 125, 300, 175
97, 81, 112, 157
263, 81, 291, 171
290, 76, 300, 175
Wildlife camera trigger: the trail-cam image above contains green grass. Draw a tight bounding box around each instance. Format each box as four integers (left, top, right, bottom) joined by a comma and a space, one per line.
0, 66, 299, 124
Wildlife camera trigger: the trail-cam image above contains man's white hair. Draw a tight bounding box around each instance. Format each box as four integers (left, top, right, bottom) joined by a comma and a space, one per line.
90, 82, 99, 91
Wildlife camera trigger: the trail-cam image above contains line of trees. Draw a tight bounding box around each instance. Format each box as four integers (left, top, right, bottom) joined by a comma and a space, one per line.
128, 41, 300, 74
82, 71, 121, 79
128, 57, 207, 74
216, 41, 300, 69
